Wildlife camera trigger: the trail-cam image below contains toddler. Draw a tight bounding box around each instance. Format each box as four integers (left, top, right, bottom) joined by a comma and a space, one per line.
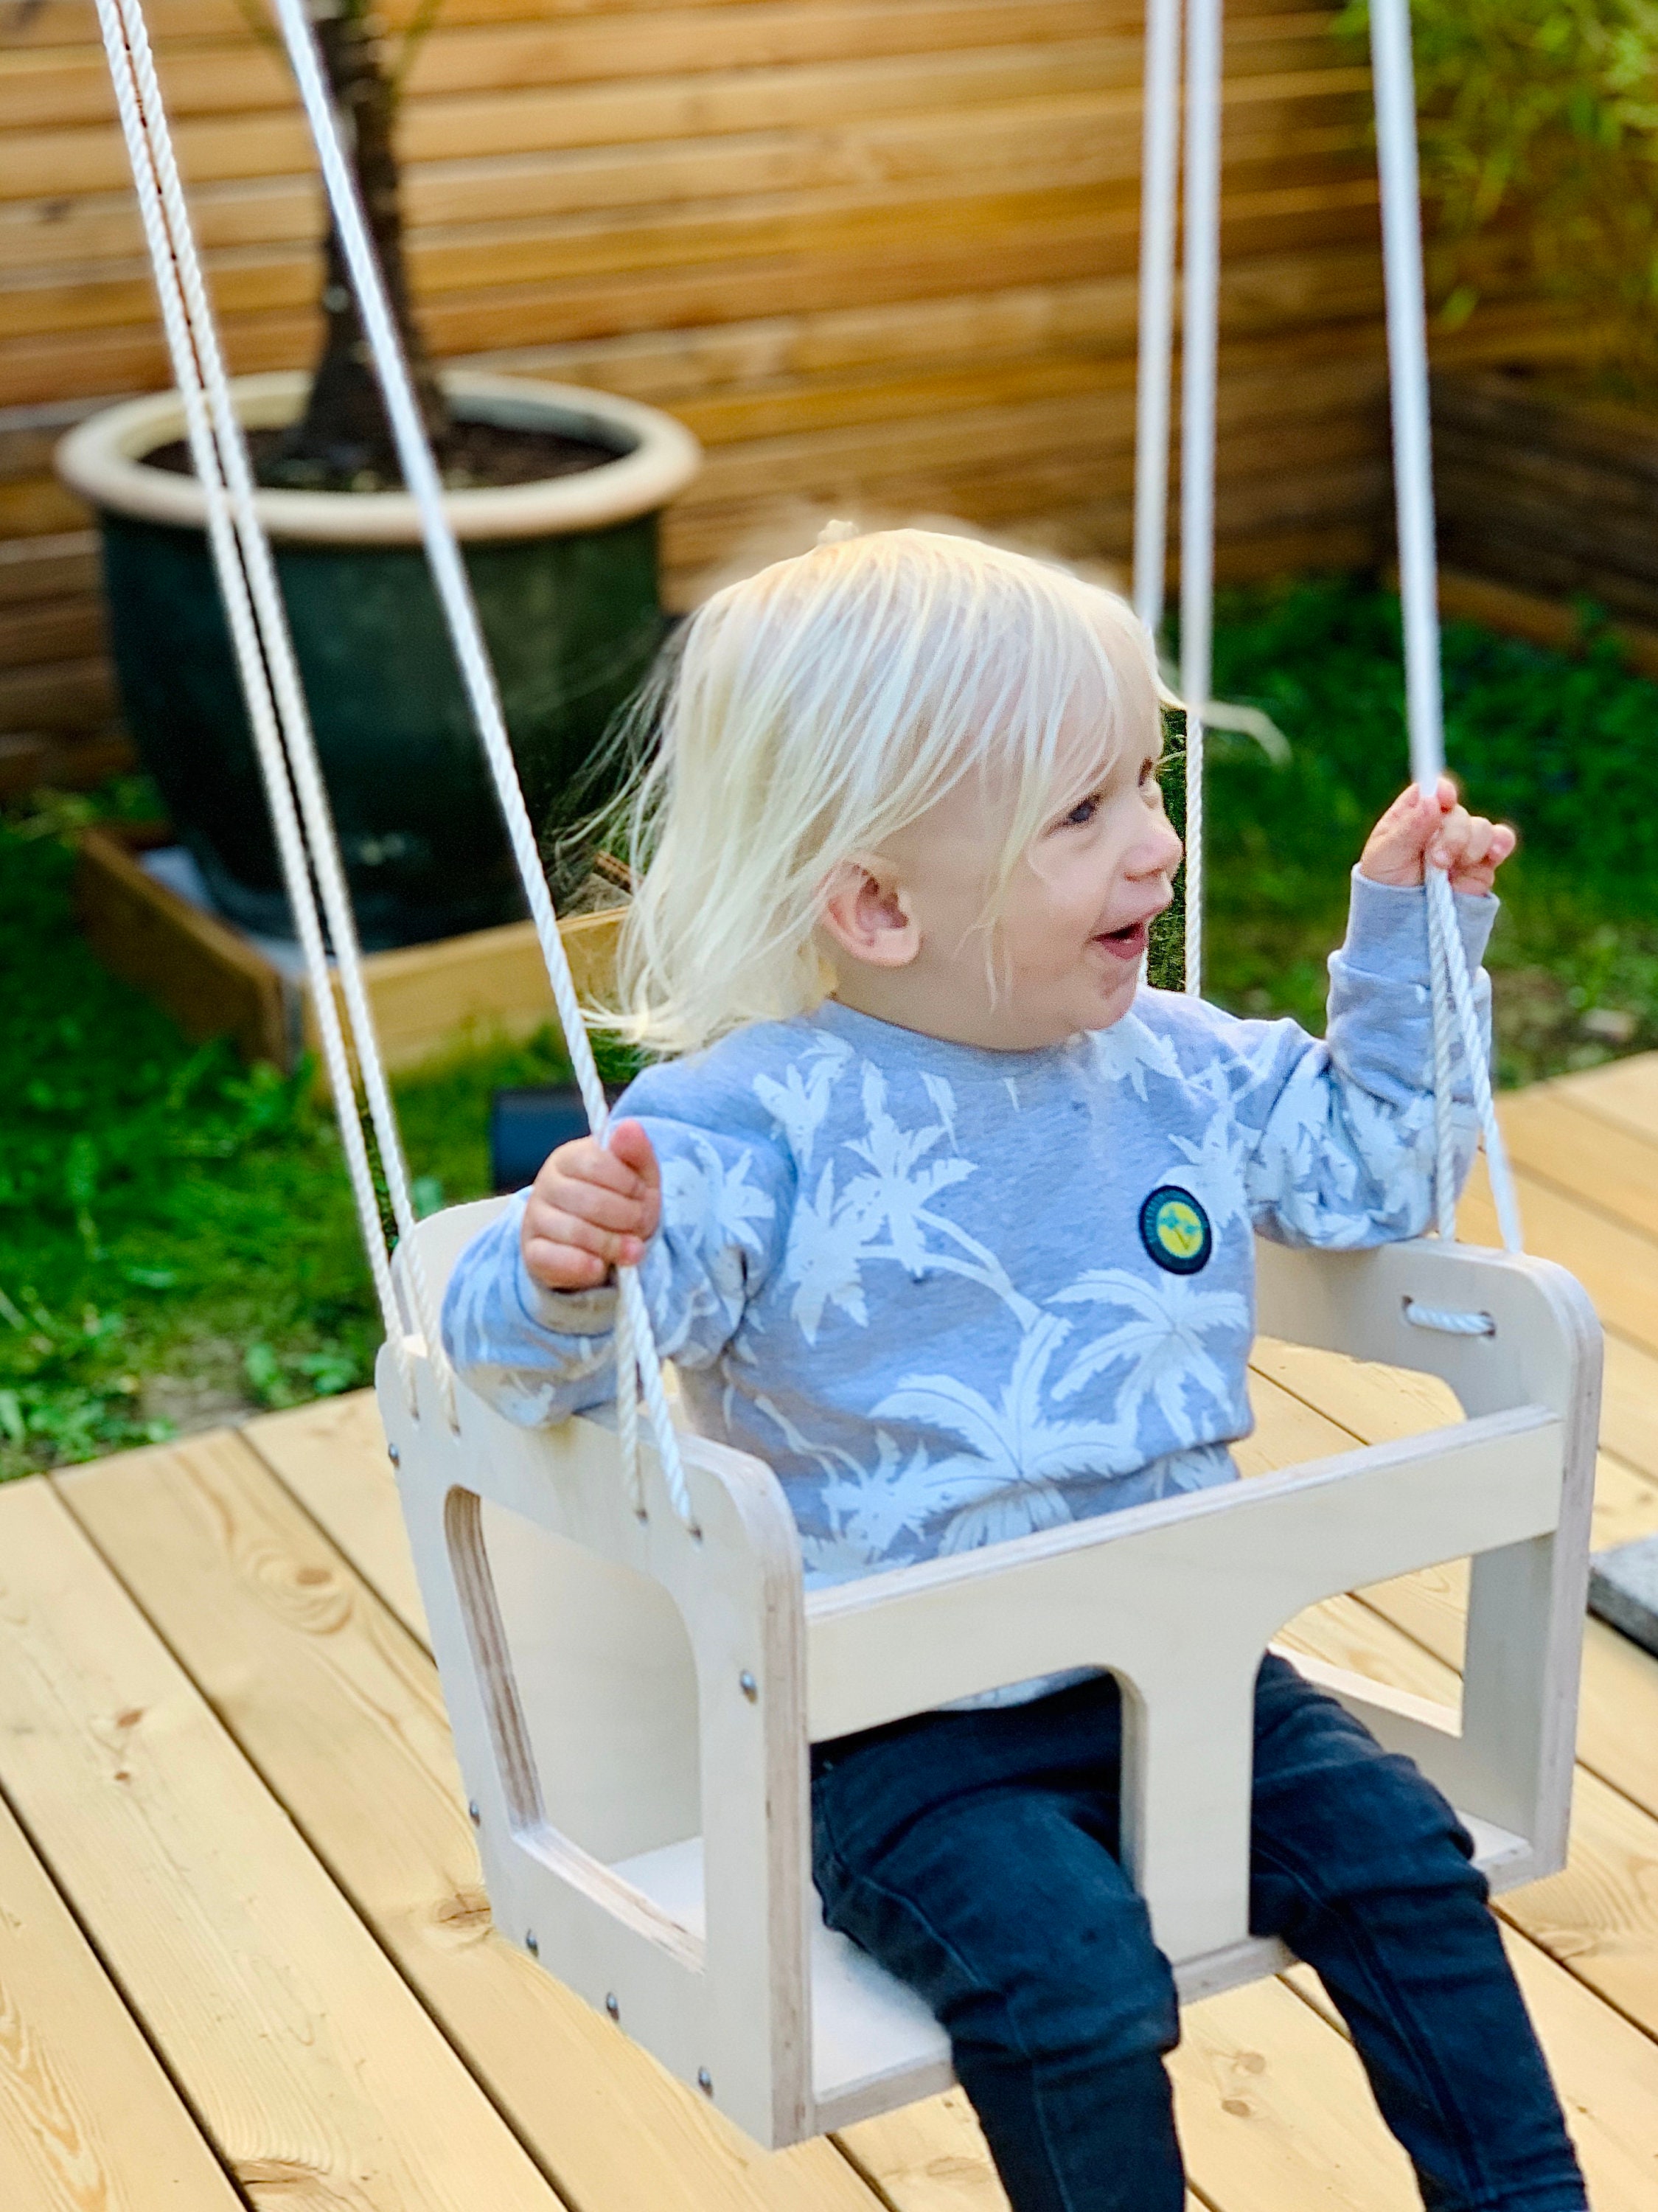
444, 530, 1584, 2212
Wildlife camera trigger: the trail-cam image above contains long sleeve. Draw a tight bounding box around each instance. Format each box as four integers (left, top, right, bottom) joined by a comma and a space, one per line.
1230, 871, 1497, 1249
441, 1061, 795, 1428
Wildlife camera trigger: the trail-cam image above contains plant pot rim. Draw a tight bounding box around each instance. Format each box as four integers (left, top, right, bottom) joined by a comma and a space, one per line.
55, 369, 702, 545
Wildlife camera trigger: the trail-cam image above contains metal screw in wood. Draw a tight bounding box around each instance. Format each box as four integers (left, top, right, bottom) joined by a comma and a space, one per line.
605, 1993, 620, 2020
739, 1670, 758, 1702
525, 1930, 538, 1956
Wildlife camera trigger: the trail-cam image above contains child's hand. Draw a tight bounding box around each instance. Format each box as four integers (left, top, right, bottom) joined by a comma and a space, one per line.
1359, 777, 1517, 897
521, 1119, 661, 1292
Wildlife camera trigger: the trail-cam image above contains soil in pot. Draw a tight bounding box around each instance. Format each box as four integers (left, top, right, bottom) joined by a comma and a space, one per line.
144, 419, 613, 494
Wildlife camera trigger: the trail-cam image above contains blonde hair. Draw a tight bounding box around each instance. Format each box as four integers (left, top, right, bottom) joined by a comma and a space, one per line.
605, 527, 1164, 1056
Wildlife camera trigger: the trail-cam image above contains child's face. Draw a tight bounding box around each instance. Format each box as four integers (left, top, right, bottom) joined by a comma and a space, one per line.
821, 718, 1183, 1051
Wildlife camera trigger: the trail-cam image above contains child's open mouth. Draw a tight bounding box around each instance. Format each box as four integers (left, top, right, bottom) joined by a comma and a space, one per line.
1093, 918, 1149, 961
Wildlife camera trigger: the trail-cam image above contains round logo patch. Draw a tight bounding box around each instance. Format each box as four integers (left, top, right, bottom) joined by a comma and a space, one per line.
1139, 1186, 1213, 1275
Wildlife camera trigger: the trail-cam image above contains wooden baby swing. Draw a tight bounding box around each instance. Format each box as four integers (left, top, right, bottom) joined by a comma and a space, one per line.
97, 0, 1601, 2154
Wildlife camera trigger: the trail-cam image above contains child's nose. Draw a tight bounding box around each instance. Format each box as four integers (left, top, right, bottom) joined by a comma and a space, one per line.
1134, 815, 1184, 878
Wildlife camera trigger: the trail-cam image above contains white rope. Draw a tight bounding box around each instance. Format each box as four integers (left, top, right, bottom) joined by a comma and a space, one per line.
108, 0, 456, 1421
1177, 0, 1222, 998
1369, 0, 1522, 1255
1425, 867, 1460, 1239
1403, 1298, 1494, 1338
93, 0, 421, 1413
1132, 0, 1182, 636
267, 0, 696, 1526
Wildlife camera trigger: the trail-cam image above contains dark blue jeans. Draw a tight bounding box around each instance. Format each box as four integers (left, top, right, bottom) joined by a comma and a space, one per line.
811, 1656, 1585, 2212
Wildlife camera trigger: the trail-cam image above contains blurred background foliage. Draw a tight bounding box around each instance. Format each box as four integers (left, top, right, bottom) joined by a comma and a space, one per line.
1337, 0, 1658, 388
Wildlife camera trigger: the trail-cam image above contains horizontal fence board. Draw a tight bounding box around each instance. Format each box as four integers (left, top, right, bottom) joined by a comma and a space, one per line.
13, 0, 1346, 39
0, 653, 117, 731
0, 474, 91, 538
0, 174, 1380, 348
1, 51, 1370, 207
0, 593, 104, 671
3, 8, 1355, 135
7, 0, 1124, 130
0, 112, 1376, 278
0, 529, 101, 605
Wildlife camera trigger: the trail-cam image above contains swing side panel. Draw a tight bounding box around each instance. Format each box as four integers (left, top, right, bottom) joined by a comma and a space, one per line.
1254, 1235, 1602, 1873
380, 1286, 816, 2147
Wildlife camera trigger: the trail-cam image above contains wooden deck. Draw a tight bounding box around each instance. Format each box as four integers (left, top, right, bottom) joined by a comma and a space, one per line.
7, 1057, 1658, 2211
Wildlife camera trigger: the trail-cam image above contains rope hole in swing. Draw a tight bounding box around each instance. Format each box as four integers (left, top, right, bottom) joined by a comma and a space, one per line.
1401, 1297, 1497, 1340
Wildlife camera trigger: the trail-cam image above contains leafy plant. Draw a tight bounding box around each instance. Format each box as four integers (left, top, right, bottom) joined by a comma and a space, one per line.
1337, 1, 1658, 387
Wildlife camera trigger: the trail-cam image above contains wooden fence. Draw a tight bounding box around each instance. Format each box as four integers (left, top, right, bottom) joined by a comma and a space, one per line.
0, 0, 1571, 793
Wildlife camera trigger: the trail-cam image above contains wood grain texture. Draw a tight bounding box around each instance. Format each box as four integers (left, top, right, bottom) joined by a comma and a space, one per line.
0, 1472, 567, 2212
74, 827, 290, 1068
246, 1388, 431, 1642
55, 1427, 897, 2212
0, 1787, 243, 2212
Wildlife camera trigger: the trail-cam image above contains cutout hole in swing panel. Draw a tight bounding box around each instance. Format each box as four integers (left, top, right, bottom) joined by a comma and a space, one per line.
478, 1496, 703, 1870
1244, 1338, 1470, 1729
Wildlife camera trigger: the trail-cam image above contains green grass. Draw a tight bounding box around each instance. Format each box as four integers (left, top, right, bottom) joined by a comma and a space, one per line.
0, 813, 595, 1478
4, 574, 1657, 1476
1197, 577, 1658, 1087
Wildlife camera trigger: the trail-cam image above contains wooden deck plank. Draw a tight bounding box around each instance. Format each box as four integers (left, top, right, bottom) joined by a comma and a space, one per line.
57, 1429, 893, 2212
243, 1395, 1437, 2212
1553, 1054, 1658, 1147
1501, 1088, 1658, 1245
247, 1391, 430, 1644
0, 1473, 568, 2212
0, 1787, 243, 2212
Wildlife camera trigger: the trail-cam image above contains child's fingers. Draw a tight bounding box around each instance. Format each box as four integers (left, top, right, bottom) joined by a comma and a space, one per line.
540, 1172, 652, 1237
1359, 782, 1439, 886
606, 1119, 661, 1191
1428, 805, 1483, 872
525, 1196, 647, 1271
522, 1235, 611, 1292
532, 1134, 635, 1200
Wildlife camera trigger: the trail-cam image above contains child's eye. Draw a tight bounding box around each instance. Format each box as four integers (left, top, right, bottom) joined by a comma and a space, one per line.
1140, 755, 1160, 787
1062, 794, 1099, 829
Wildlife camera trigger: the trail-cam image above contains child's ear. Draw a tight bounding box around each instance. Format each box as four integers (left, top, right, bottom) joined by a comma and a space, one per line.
818, 858, 922, 969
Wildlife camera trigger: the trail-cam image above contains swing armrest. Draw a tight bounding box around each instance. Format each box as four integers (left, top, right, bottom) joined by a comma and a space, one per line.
1253, 1233, 1601, 1427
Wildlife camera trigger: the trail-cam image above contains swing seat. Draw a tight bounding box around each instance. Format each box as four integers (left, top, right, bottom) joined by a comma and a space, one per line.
380, 1200, 1599, 2150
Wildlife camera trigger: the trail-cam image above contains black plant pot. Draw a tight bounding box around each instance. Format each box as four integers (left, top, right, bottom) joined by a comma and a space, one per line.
58, 372, 700, 948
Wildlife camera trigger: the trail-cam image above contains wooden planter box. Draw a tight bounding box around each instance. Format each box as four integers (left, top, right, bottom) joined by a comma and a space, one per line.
75, 824, 621, 1076
1433, 370, 1658, 636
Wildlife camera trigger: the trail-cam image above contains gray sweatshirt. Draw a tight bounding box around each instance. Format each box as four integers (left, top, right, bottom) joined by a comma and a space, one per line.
443, 872, 1494, 1595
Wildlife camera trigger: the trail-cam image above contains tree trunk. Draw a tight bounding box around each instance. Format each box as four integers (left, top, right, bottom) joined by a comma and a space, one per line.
271, 0, 450, 487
